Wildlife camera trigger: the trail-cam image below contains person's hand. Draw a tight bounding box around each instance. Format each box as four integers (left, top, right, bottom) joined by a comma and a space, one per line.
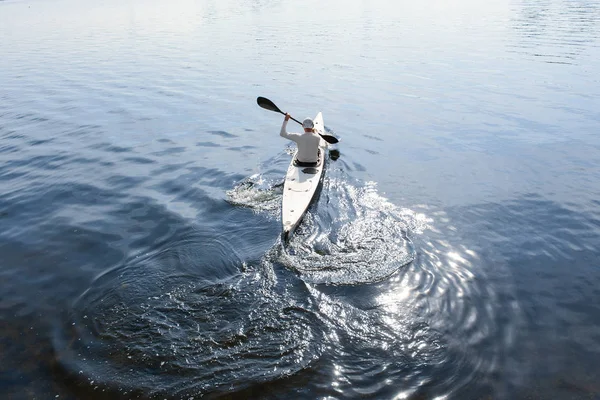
284, 113, 290, 121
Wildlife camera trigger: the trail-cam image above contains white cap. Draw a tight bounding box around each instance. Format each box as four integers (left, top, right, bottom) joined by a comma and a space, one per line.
302, 118, 314, 129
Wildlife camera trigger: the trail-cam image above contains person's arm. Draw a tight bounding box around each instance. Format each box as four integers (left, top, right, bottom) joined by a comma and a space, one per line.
280, 113, 300, 141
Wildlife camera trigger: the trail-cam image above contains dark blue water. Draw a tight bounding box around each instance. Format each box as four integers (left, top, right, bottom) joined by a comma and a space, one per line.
2, 0, 600, 398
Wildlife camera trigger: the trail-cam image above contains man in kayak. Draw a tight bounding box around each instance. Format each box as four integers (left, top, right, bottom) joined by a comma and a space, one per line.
280, 113, 321, 166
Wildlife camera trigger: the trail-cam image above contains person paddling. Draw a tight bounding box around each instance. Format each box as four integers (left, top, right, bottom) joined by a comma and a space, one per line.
280, 113, 321, 166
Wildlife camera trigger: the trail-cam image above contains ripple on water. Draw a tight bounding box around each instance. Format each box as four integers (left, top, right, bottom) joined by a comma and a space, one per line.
46, 166, 523, 399
290, 213, 523, 399
509, 0, 600, 65
228, 155, 424, 285
52, 236, 323, 399
277, 178, 420, 285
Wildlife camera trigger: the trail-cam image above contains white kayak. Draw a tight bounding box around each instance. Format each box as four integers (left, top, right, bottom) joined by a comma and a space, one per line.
281, 112, 328, 241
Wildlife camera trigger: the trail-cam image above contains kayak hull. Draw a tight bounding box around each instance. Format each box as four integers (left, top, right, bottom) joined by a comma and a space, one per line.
281, 112, 327, 241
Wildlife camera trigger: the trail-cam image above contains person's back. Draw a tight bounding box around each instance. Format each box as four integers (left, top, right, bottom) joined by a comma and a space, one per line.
280, 114, 320, 163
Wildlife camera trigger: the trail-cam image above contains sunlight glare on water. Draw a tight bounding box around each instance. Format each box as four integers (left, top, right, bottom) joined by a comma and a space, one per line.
1, 0, 600, 398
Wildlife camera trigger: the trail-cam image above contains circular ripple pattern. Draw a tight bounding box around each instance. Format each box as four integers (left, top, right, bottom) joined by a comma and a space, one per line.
227, 153, 421, 286
278, 178, 417, 285
53, 242, 323, 399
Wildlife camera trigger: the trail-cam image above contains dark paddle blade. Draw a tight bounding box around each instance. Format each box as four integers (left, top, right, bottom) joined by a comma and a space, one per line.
257, 97, 301, 125
257, 97, 283, 114
257, 96, 339, 144
319, 134, 339, 144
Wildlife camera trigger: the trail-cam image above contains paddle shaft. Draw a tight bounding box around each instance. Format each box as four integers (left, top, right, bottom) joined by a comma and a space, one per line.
256, 96, 339, 144
284, 113, 336, 142
273, 108, 303, 126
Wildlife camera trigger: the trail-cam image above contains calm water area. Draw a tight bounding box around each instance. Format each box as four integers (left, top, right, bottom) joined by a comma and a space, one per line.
1, 0, 600, 398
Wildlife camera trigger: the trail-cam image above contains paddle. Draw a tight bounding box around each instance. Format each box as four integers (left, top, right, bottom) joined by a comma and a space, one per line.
256, 97, 339, 144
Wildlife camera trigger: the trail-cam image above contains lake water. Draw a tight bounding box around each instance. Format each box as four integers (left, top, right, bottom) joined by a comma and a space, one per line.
1, 0, 600, 398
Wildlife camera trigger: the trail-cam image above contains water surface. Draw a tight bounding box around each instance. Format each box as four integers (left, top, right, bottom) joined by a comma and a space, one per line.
1, 0, 600, 398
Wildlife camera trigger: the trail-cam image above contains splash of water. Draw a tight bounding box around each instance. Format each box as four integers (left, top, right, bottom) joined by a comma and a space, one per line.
277, 177, 424, 285
226, 173, 284, 215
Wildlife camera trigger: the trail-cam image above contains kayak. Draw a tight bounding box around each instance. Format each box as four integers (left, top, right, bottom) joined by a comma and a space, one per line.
281, 112, 327, 241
